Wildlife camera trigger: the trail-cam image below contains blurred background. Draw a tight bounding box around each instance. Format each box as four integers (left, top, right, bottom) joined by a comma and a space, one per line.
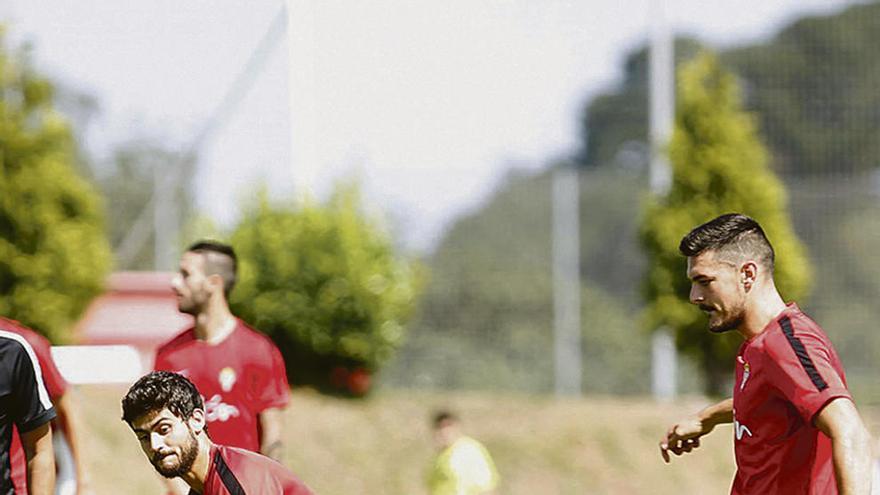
2, 0, 880, 493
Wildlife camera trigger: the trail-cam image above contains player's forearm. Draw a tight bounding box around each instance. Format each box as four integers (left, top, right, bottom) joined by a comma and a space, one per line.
830, 423, 872, 494
54, 391, 94, 489
23, 424, 56, 495
697, 398, 734, 430
816, 398, 873, 494
259, 407, 285, 460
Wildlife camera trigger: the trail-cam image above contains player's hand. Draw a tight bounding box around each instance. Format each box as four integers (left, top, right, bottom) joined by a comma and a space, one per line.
659, 417, 707, 463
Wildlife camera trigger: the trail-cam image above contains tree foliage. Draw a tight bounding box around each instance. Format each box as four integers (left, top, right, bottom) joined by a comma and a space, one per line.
724, 2, 880, 176
640, 53, 811, 394
0, 31, 112, 342
385, 166, 670, 394
229, 186, 422, 395
578, 2, 880, 177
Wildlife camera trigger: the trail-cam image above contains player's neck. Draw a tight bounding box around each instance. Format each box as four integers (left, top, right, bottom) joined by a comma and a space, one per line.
194, 300, 237, 344
738, 285, 787, 340
182, 438, 214, 493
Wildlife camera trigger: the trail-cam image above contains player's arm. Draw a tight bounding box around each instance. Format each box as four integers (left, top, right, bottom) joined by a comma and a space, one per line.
260, 407, 285, 460
814, 397, 873, 495
22, 422, 55, 495
53, 390, 95, 495
659, 398, 733, 463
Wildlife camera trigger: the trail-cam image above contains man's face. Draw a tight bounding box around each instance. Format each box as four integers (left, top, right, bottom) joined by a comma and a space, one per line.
686, 250, 747, 334
171, 252, 211, 315
433, 421, 459, 451
130, 408, 201, 479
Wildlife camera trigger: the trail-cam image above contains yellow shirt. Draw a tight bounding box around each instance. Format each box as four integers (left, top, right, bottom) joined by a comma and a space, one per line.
428, 436, 500, 495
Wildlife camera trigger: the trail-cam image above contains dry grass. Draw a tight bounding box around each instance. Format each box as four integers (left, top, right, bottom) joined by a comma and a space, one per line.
78, 385, 879, 494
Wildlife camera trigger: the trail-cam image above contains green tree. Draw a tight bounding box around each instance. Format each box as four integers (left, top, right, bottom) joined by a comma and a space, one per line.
0, 31, 112, 342
229, 186, 422, 395
576, 38, 705, 168
640, 53, 811, 395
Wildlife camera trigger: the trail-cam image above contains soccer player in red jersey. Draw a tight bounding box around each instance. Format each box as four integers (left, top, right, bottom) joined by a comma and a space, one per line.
154, 241, 291, 494
659, 213, 873, 494
122, 371, 313, 495
2, 318, 95, 495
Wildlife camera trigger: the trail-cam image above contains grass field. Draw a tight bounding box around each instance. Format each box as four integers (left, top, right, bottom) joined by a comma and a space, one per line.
78, 385, 880, 494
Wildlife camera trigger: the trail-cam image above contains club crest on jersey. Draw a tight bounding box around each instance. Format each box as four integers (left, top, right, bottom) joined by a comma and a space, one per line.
740, 362, 750, 391
219, 367, 237, 392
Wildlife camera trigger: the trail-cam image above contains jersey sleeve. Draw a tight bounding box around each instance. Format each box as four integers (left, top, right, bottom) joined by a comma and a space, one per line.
765, 323, 851, 423
10, 340, 57, 433
250, 339, 290, 412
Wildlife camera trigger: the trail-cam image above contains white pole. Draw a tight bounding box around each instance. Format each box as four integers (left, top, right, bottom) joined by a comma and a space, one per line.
286, 0, 319, 202
650, 0, 677, 401
153, 162, 177, 270
553, 166, 581, 397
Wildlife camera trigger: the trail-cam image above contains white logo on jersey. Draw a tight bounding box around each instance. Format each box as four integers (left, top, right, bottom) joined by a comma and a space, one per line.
734, 419, 753, 440
219, 367, 237, 392
203, 394, 240, 422
732, 408, 753, 441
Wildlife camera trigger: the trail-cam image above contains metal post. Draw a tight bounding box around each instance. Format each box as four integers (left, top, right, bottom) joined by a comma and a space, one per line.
286, 0, 319, 202
553, 165, 581, 397
153, 162, 178, 270
650, 0, 677, 401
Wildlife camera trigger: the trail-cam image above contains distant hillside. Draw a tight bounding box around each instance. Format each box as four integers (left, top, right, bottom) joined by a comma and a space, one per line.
386, 1, 880, 401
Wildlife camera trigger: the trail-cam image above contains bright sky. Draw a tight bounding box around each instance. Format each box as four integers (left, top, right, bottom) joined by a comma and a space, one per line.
2, 0, 855, 253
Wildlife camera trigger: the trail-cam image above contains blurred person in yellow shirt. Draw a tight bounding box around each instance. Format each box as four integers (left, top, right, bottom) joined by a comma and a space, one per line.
427, 410, 499, 495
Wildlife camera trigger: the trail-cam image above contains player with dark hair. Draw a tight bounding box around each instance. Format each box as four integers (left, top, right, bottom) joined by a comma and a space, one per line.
427, 410, 499, 495
0, 327, 56, 493
122, 371, 312, 494
660, 213, 873, 494
3, 318, 95, 495
154, 240, 290, 494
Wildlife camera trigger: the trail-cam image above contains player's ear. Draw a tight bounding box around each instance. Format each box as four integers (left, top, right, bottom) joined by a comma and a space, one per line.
188, 408, 207, 434
741, 261, 758, 291
207, 273, 225, 295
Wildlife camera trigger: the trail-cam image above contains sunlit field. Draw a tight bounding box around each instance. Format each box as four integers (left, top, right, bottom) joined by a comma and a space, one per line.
75, 384, 880, 494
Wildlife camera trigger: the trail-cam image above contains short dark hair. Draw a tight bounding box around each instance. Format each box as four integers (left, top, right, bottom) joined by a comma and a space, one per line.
432, 410, 458, 428
679, 213, 775, 271
122, 371, 204, 426
187, 240, 237, 296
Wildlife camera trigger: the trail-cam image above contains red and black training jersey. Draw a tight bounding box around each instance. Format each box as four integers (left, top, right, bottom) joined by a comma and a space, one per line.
154, 319, 290, 453
190, 444, 313, 495
2, 319, 69, 495
0, 327, 56, 494
731, 303, 851, 495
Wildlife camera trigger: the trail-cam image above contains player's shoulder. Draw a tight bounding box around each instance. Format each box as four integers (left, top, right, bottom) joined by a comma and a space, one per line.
155, 326, 197, 355
0, 322, 39, 354
233, 319, 279, 348
762, 307, 830, 356
218, 444, 279, 472
450, 436, 490, 459
218, 445, 310, 493
0, 318, 47, 348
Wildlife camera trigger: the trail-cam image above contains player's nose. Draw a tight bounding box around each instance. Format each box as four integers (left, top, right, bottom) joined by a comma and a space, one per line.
689, 285, 703, 305
150, 432, 165, 452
